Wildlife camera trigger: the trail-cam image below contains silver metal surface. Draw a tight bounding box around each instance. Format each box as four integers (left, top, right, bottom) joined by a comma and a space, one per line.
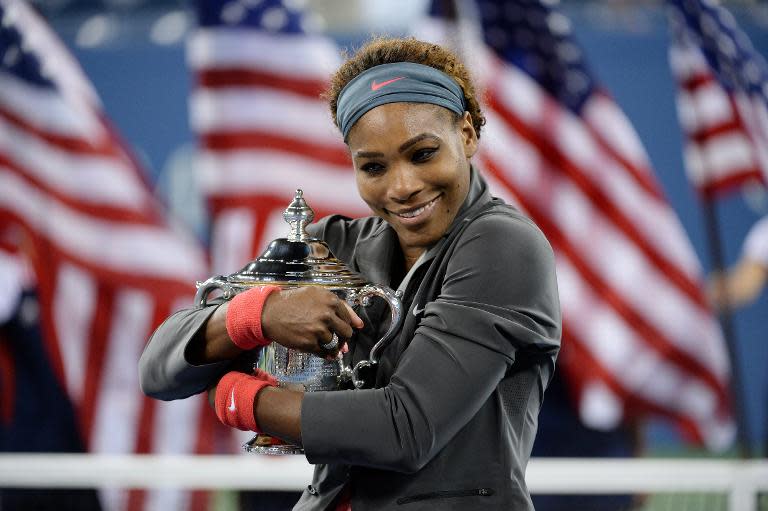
283, 189, 314, 242
337, 285, 403, 389
242, 434, 306, 455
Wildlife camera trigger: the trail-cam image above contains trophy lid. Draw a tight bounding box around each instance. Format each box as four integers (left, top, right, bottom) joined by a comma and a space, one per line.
224, 189, 368, 288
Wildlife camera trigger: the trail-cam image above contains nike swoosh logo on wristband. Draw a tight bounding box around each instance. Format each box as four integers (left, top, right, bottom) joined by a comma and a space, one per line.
228, 389, 236, 412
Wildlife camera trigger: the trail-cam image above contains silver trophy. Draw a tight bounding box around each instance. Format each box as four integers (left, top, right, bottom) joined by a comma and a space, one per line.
194, 189, 403, 455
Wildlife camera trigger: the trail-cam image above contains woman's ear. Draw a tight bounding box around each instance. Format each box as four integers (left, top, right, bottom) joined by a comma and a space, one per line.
460, 111, 478, 159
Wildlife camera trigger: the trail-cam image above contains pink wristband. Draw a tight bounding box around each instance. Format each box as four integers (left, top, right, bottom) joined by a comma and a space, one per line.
214, 369, 278, 432
225, 285, 281, 350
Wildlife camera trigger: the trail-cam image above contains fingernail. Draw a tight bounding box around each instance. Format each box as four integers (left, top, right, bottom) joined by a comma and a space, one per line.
341, 344, 349, 354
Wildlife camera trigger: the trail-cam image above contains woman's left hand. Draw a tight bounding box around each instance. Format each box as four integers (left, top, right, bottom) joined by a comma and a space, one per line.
261, 287, 364, 357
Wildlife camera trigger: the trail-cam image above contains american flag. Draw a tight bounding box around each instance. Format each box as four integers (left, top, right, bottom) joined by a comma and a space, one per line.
188, 0, 368, 277
419, 0, 735, 449
668, 0, 768, 197
0, 1, 214, 510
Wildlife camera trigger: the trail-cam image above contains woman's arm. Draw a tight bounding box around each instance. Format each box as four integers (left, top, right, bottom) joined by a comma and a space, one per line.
255, 386, 304, 445
190, 286, 363, 364
206, 379, 304, 445
139, 304, 229, 400
299, 213, 561, 471
141, 286, 362, 401
186, 302, 243, 364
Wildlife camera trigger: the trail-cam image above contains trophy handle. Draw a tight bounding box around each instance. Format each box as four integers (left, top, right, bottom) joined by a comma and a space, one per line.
194, 275, 238, 307
341, 284, 404, 389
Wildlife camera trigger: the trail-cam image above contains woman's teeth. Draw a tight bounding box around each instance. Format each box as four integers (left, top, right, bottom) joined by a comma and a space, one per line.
395, 197, 438, 219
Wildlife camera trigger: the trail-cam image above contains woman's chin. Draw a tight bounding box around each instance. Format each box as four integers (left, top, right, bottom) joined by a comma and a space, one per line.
396, 228, 443, 253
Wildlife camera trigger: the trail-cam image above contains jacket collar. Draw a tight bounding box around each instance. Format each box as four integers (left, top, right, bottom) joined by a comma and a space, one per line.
354, 166, 492, 288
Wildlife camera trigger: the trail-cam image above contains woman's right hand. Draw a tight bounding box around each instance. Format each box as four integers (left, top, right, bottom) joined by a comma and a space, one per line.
261, 287, 364, 357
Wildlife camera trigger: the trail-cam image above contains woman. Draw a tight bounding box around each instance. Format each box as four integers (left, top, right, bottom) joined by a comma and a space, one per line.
140, 37, 561, 510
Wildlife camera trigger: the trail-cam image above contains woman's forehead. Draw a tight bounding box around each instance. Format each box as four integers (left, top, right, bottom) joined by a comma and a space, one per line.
346, 103, 455, 148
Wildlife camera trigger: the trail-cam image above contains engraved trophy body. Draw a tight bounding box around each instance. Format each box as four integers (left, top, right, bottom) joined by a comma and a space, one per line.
194, 190, 403, 455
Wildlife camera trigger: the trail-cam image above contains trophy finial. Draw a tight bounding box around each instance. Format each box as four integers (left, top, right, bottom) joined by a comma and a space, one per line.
283, 188, 315, 241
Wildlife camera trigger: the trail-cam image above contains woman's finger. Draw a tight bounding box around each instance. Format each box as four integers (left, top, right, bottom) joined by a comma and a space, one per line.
334, 298, 364, 330
345, 302, 365, 329
328, 311, 354, 341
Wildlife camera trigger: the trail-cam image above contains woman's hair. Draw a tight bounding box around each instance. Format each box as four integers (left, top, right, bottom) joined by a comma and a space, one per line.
325, 36, 486, 139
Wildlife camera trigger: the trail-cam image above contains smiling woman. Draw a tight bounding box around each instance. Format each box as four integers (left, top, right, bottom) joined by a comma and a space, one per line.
139, 36, 562, 511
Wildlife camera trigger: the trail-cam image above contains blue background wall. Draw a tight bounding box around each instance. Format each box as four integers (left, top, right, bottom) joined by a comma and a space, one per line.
42, 1, 768, 454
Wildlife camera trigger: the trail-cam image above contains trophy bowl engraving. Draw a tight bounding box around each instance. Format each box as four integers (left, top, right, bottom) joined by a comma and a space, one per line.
261, 342, 339, 393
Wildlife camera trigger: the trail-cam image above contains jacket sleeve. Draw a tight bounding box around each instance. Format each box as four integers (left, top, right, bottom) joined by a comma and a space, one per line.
301, 213, 561, 472
138, 303, 232, 401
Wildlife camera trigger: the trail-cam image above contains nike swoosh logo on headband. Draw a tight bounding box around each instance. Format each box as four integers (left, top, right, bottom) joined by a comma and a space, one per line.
371, 76, 405, 91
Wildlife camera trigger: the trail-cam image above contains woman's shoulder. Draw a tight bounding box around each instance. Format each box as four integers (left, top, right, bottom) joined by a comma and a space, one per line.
462, 204, 552, 253
306, 214, 387, 260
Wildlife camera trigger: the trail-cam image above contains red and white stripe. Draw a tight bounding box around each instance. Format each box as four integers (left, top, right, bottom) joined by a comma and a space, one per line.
669, 39, 768, 196
188, 26, 368, 275
0, 1, 212, 510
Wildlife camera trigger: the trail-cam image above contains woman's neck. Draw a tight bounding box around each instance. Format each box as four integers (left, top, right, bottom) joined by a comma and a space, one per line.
402, 246, 425, 272
388, 243, 424, 290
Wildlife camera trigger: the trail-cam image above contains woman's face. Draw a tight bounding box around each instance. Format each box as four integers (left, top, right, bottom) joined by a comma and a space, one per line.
346, 103, 478, 258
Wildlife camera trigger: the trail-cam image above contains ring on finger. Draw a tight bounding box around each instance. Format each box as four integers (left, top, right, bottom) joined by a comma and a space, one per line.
321, 332, 339, 351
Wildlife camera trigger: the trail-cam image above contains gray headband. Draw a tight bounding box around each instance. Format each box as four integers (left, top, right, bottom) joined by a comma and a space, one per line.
336, 62, 466, 139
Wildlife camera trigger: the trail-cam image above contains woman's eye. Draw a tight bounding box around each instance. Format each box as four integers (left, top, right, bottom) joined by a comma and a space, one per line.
413, 148, 437, 162
360, 162, 384, 174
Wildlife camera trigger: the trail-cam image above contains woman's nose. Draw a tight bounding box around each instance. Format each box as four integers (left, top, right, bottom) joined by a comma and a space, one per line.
388, 167, 423, 203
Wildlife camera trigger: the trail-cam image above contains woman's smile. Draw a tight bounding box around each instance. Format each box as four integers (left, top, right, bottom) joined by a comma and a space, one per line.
387, 194, 442, 225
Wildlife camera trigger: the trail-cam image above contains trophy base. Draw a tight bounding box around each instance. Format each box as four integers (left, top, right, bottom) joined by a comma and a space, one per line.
242, 433, 304, 455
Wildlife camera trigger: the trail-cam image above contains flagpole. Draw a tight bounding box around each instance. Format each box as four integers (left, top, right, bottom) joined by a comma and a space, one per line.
701, 198, 753, 458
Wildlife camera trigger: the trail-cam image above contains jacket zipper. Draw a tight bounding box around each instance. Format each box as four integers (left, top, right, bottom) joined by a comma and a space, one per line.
396, 487, 495, 505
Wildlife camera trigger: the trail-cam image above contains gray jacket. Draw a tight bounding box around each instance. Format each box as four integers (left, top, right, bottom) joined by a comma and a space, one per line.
139, 169, 561, 510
